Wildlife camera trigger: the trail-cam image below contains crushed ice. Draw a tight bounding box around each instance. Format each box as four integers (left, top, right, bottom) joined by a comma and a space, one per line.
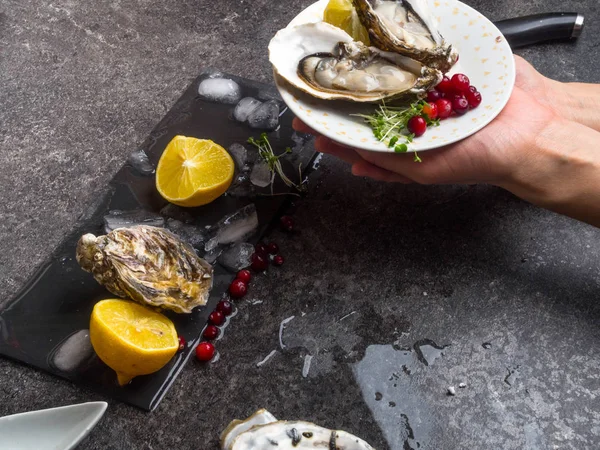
198, 78, 241, 105
127, 149, 155, 176
50, 329, 94, 372
218, 242, 254, 271
104, 209, 165, 233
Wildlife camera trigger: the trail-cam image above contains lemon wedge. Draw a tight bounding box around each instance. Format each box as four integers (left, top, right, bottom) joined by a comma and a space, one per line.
156, 135, 234, 207
89, 299, 179, 386
323, 0, 370, 45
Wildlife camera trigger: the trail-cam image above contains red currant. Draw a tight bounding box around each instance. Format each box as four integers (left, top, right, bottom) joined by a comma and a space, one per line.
436, 76, 453, 94
251, 253, 269, 272
272, 255, 284, 266
451, 73, 470, 93
422, 102, 438, 120
229, 279, 247, 299
178, 336, 186, 352
407, 116, 427, 137
452, 96, 470, 115
209, 310, 225, 326
280, 216, 294, 232
267, 242, 279, 255
236, 269, 251, 283
255, 243, 268, 256
195, 342, 215, 361
217, 299, 233, 316
426, 90, 442, 103
203, 325, 219, 340
466, 90, 482, 109
468, 85, 478, 93
435, 99, 453, 120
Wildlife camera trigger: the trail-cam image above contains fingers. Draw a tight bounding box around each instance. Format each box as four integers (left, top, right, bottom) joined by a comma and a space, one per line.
292, 118, 318, 136
352, 160, 414, 183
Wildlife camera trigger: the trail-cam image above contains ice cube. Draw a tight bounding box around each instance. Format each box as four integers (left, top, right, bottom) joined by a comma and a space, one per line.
250, 160, 272, 188
127, 149, 155, 176
198, 78, 241, 105
234, 97, 262, 123
166, 219, 206, 249
248, 100, 280, 130
203, 247, 222, 264
228, 143, 248, 169
214, 203, 259, 245
218, 242, 254, 271
204, 237, 219, 252
202, 68, 225, 79
104, 209, 165, 233
50, 329, 94, 373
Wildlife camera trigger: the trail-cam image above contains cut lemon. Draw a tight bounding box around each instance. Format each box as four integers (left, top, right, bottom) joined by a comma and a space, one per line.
323, 0, 370, 45
89, 299, 179, 386
156, 135, 234, 207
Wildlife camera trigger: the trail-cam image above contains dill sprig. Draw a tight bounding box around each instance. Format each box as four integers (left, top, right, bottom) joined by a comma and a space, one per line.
354, 100, 439, 163
247, 133, 306, 195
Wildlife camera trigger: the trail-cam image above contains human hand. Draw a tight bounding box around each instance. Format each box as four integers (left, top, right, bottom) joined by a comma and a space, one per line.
293, 56, 600, 227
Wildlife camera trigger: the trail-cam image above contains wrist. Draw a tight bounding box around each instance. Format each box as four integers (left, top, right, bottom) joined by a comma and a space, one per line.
498, 118, 600, 226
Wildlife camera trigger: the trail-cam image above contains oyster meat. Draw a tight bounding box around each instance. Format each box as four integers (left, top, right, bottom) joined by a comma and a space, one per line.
352, 0, 458, 71
76, 225, 213, 314
221, 410, 375, 450
269, 21, 442, 103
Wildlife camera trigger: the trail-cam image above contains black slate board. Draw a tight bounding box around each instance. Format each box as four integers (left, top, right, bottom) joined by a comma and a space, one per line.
0, 69, 317, 411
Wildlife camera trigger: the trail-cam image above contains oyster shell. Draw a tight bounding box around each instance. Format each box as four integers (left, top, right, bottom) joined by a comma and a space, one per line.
269, 21, 442, 103
220, 409, 278, 450
76, 225, 213, 314
226, 419, 376, 450
352, 0, 458, 72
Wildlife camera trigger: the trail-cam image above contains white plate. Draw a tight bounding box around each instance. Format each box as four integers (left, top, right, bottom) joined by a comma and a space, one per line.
273, 0, 515, 153
0, 402, 108, 450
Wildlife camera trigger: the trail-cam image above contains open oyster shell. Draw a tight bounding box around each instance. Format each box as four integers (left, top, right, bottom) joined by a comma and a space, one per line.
352, 0, 458, 72
76, 225, 213, 314
269, 21, 442, 103
221, 410, 375, 450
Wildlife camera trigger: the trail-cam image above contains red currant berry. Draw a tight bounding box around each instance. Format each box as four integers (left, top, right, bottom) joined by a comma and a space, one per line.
452, 96, 470, 115
435, 99, 453, 120
195, 342, 215, 361
272, 255, 284, 266
466, 90, 482, 109
229, 279, 247, 299
217, 299, 233, 316
203, 325, 220, 340
451, 73, 470, 93
436, 76, 453, 94
178, 336, 186, 352
267, 242, 279, 255
407, 116, 427, 137
422, 102, 438, 120
426, 90, 442, 103
280, 216, 294, 232
236, 269, 251, 284
468, 85, 478, 93
250, 253, 269, 272
209, 310, 225, 326
255, 243, 268, 256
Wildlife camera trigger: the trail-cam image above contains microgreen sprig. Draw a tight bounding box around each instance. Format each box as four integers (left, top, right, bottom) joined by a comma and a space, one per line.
247, 133, 306, 195
354, 100, 439, 163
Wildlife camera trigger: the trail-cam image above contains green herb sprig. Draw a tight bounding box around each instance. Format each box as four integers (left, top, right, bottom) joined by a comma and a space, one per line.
354, 100, 439, 163
247, 133, 306, 195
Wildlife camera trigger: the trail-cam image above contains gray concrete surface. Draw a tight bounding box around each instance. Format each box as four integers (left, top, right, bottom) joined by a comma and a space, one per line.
1, 0, 599, 449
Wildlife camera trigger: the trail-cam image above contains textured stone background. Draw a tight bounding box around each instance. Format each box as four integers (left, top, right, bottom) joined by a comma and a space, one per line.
1, 0, 599, 449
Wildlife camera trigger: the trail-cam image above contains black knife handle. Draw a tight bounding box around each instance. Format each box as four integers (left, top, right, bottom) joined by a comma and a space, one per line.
495, 13, 584, 48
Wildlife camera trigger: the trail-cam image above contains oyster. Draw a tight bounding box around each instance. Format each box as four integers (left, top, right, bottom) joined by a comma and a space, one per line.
223, 416, 376, 450
352, 0, 458, 72
269, 21, 442, 103
220, 409, 278, 450
76, 225, 213, 314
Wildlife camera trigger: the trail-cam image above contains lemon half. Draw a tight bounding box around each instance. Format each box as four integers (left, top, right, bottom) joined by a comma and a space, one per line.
156, 135, 234, 207
323, 0, 370, 45
90, 299, 179, 386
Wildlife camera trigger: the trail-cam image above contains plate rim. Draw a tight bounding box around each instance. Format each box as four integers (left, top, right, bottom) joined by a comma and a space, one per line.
273, 0, 516, 153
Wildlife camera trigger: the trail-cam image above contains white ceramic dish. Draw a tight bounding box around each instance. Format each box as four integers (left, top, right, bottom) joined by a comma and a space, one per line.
0, 401, 108, 450
272, 0, 515, 153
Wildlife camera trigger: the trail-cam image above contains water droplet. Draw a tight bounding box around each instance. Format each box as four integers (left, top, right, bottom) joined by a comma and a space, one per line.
375, 392, 383, 401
